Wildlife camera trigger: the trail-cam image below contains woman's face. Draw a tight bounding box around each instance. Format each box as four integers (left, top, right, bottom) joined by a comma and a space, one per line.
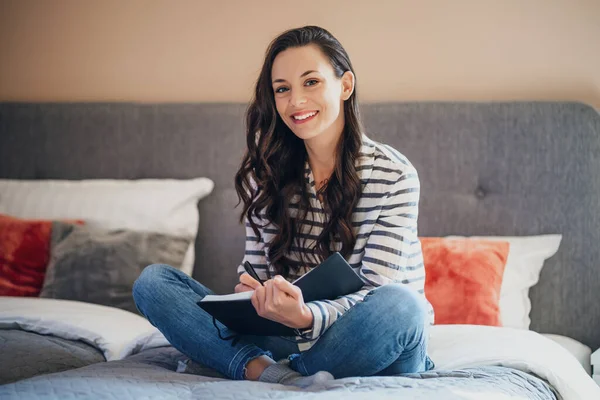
271, 44, 353, 142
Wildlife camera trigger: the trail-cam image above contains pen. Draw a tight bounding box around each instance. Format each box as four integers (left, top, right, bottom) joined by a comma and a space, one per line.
244, 261, 264, 286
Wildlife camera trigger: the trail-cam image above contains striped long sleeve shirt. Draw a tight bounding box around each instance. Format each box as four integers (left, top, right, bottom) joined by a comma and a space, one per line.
237, 134, 434, 350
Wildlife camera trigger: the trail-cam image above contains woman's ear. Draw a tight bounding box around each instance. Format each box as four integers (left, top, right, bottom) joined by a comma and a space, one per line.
341, 71, 355, 101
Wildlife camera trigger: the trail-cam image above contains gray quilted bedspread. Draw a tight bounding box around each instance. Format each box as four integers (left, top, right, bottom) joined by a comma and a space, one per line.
0, 346, 558, 399
0, 329, 106, 385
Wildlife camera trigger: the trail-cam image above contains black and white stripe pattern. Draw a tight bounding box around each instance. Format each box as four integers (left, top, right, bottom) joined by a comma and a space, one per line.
237, 134, 434, 349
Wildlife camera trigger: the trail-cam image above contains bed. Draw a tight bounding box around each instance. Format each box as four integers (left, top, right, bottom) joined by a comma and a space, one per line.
0, 101, 599, 399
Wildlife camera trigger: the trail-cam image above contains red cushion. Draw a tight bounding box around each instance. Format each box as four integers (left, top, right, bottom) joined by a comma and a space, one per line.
421, 237, 509, 326
0, 214, 54, 296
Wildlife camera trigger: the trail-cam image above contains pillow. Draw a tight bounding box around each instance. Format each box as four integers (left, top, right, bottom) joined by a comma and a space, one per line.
0, 178, 214, 276
0, 214, 53, 296
421, 237, 510, 326
445, 235, 562, 329
0, 213, 83, 296
40, 222, 192, 313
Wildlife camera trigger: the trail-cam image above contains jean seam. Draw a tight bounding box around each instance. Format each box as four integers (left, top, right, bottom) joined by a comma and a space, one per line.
229, 344, 251, 379
297, 356, 310, 376
289, 353, 310, 376
228, 344, 266, 380
242, 351, 273, 381
379, 338, 428, 375
375, 344, 407, 376
405, 340, 426, 362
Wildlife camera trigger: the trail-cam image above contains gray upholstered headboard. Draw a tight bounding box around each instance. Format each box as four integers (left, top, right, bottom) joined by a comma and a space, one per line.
1, 101, 599, 350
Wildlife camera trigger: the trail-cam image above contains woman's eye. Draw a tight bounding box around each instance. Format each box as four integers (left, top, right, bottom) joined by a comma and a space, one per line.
275, 87, 288, 93
305, 79, 318, 86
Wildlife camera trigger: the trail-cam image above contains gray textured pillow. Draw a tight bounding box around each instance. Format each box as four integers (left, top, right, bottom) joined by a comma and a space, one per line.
40, 221, 192, 314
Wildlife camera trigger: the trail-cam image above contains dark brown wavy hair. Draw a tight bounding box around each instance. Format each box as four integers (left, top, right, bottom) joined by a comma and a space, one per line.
234, 26, 363, 279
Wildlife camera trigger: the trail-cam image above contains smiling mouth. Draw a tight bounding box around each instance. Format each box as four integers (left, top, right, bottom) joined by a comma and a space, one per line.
291, 111, 319, 124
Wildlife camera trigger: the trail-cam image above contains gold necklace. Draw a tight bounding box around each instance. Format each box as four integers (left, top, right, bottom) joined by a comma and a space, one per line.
316, 178, 329, 198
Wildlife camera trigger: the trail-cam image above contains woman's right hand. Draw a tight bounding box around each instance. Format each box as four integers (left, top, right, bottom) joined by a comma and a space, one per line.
234, 273, 260, 293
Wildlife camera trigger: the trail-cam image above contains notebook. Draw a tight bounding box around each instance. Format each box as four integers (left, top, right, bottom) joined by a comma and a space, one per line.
197, 252, 365, 336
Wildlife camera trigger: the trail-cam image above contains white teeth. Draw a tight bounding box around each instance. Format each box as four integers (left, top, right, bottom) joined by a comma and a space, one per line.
293, 111, 317, 120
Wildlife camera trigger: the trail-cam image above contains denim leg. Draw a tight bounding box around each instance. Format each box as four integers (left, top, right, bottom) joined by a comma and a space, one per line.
289, 283, 432, 378
375, 346, 435, 376
133, 264, 288, 380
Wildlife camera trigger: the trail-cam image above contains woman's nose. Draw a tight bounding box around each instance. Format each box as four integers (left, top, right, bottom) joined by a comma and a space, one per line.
290, 90, 307, 107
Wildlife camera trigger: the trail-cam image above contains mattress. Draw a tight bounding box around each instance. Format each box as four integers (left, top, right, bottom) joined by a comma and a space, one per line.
541, 333, 592, 375
1, 297, 599, 400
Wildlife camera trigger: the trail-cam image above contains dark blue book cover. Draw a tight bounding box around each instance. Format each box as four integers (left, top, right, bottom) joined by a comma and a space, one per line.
197, 252, 365, 336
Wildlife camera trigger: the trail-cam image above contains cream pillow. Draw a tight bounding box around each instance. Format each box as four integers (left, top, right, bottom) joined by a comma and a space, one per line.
0, 178, 214, 276
445, 234, 562, 330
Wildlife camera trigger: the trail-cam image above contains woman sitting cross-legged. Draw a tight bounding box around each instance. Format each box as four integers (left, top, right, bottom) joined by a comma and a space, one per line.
133, 25, 435, 388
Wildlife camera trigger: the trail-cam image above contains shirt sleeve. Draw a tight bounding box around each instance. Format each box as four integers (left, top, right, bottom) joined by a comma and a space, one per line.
302, 165, 432, 340
236, 215, 270, 282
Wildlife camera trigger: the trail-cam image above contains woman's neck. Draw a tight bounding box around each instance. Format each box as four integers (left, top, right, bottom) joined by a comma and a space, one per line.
304, 129, 341, 184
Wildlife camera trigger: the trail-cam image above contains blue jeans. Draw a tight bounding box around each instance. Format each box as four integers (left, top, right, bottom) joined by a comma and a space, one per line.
132, 264, 434, 381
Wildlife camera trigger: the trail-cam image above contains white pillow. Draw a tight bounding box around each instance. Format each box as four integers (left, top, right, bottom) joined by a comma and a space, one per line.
0, 178, 214, 276
445, 234, 562, 330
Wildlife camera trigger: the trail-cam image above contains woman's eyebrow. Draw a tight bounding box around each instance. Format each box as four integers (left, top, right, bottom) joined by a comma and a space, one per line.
272, 70, 319, 84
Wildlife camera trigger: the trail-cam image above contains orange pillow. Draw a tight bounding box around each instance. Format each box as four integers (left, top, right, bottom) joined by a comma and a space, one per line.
0, 214, 83, 297
421, 237, 509, 326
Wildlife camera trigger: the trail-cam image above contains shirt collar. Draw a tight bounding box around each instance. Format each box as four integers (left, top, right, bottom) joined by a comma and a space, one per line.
303, 134, 375, 189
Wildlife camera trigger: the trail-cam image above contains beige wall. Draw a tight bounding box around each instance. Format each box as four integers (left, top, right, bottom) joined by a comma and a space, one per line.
1, 0, 599, 109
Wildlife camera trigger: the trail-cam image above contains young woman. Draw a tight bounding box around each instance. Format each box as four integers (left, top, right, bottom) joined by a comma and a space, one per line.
133, 25, 434, 388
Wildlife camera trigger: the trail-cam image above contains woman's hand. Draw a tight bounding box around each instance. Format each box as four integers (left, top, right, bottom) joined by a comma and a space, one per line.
250, 275, 313, 330
234, 273, 258, 293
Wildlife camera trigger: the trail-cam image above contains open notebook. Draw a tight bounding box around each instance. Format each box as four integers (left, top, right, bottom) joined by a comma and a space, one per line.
197, 252, 365, 336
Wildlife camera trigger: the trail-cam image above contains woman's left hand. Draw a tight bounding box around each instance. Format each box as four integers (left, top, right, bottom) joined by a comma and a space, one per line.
251, 275, 313, 329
